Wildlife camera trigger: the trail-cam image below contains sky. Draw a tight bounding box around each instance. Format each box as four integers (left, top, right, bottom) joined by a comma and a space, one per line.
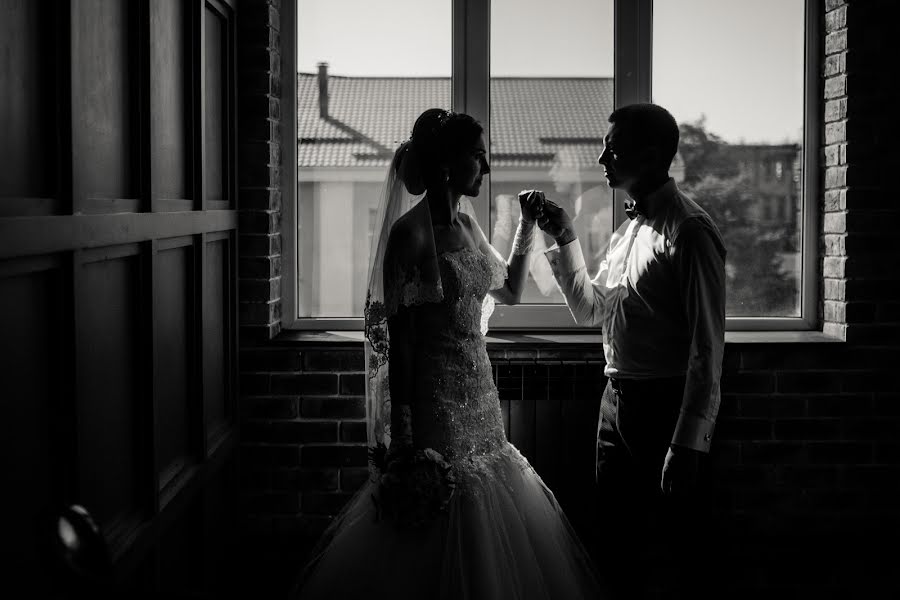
298, 0, 805, 144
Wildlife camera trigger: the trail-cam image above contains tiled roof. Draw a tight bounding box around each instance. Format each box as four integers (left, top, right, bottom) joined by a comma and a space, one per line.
298, 73, 613, 170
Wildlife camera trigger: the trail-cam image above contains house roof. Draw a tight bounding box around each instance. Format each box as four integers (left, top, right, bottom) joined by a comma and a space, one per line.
298, 72, 614, 171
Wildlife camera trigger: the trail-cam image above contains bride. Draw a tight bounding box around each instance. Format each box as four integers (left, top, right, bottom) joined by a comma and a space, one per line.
293, 108, 602, 599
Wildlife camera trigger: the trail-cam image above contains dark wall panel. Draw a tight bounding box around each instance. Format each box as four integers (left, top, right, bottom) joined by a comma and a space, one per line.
201, 456, 237, 593
0, 0, 58, 204
204, 6, 225, 202
158, 499, 203, 595
0, 1, 239, 590
71, 0, 134, 204
151, 0, 189, 202
77, 252, 141, 530
156, 244, 193, 490
0, 260, 65, 591
204, 237, 229, 439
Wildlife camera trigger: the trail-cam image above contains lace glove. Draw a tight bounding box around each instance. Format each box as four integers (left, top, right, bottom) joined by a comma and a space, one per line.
512, 218, 536, 256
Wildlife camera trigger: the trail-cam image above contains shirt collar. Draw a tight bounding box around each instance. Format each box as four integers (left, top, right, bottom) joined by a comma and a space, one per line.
625, 177, 677, 220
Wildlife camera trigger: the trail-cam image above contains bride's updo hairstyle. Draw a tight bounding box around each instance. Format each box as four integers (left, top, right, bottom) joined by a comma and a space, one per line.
394, 108, 484, 195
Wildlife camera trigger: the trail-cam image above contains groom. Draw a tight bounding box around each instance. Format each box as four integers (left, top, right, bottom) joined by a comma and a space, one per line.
532, 103, 726, 600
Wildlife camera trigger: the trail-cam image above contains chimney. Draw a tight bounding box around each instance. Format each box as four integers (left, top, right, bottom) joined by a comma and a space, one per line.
317, 62, 329, 119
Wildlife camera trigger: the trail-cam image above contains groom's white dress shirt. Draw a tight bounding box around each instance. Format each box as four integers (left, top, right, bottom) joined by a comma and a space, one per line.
546, 178, 726, 453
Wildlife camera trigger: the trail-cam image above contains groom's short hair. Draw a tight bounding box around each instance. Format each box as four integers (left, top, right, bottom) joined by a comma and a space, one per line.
608, 103, 679, 170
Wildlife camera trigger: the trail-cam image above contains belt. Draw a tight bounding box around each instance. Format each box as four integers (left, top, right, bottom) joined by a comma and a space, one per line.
608, 375, 685, 394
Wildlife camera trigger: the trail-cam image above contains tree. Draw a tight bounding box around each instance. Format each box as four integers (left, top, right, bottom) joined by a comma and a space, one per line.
677, 119, 799, 317
678, 116, 741, 184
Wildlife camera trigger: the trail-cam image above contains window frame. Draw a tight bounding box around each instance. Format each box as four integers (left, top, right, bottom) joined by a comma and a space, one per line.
282, 0, 820, 332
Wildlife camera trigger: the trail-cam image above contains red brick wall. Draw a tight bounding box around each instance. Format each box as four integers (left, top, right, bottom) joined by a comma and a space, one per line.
236, 0, 900, 596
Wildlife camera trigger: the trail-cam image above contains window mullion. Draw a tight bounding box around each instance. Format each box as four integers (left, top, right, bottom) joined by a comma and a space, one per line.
612, 0, 653, 228
455, 0, 491, 230
801, 0, 821, 329
282, 0, 299, 327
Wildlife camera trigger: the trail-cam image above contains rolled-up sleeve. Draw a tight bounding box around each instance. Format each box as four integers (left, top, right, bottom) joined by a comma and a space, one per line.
671, 219, 727, 453
545, 240, 609, 327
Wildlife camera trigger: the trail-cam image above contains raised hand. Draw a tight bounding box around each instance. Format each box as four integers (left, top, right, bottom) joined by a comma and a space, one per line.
537, 199, 576, 245
517, 189, 545, 224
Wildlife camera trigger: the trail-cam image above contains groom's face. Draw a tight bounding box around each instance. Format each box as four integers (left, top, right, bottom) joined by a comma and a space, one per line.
597, 123, 640, 191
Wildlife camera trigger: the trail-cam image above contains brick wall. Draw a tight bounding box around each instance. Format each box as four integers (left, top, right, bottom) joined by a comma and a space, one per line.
236, 0, 900, 597
238, 0, 283, 343
238, 340, 900, 596
823, 0, 900, 343
236, 1, 284, 595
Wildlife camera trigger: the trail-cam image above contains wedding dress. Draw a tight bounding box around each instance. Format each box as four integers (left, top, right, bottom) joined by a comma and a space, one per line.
294, 243, 603, 599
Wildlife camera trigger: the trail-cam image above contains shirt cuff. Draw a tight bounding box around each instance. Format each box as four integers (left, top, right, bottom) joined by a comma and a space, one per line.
544, 239, 584, 276
671, 413, 715, 453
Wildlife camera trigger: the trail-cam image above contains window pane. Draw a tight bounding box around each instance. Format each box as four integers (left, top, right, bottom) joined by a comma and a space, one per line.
489, 0, 615, 304
297, 0, 450, 318
653, 0, 805, 318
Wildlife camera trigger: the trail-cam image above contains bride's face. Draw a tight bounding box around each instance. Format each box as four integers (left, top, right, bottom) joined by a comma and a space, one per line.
448, 133, 490, 198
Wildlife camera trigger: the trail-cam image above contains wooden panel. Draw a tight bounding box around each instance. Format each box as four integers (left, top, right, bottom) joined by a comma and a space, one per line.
0, 210, 238, 259
0, 0, 58, 204
202, 455, 237, 593
151, 0, 190, 202
0, 258, 66, 594
71, 0, 135, 205
203, 236, 230, 442
204, 6, 225, 202
158, 498, 203, 595
76, 251, 142, 533
0, 0, 240, 589
156, 244, 194, 491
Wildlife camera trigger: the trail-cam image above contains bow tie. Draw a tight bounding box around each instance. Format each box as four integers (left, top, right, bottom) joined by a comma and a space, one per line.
624, 199, 644, 219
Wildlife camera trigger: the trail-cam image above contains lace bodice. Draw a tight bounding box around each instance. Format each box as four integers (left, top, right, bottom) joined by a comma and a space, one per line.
409, 248, 508, 472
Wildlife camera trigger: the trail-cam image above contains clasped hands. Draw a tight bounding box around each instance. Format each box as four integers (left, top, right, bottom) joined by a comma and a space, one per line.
517, 189, 577, 246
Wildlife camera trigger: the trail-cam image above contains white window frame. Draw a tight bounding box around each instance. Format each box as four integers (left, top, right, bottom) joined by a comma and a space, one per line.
281, 0, 820, 332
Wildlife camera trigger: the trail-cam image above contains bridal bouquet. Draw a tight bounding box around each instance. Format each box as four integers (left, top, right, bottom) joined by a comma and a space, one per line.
370, 444, 457, 529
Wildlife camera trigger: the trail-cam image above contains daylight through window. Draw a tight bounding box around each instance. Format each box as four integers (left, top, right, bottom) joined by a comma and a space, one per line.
290, 0, 814, 328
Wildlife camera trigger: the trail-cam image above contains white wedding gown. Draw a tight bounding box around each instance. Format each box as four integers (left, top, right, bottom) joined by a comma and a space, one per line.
295, 247, 602, 599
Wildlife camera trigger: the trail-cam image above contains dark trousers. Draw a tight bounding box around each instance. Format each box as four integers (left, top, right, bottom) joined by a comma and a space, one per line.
592, 376, 713, 600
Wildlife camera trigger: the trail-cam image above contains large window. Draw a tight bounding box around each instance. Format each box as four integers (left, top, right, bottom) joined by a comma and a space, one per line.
487, 0, 614, 325
653, 0, 807, 320
294, 0, 450, 319
284, 0, 818, 331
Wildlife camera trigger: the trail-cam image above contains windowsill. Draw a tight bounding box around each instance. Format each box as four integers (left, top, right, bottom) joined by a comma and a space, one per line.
271, 329, 844, 346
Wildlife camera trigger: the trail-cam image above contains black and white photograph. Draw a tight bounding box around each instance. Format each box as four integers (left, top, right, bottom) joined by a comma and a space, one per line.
1, 0, 898, 598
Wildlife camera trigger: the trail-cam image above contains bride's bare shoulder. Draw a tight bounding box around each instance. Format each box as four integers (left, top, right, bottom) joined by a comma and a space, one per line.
457, 211, 487, 245
387, 212, 428, 255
